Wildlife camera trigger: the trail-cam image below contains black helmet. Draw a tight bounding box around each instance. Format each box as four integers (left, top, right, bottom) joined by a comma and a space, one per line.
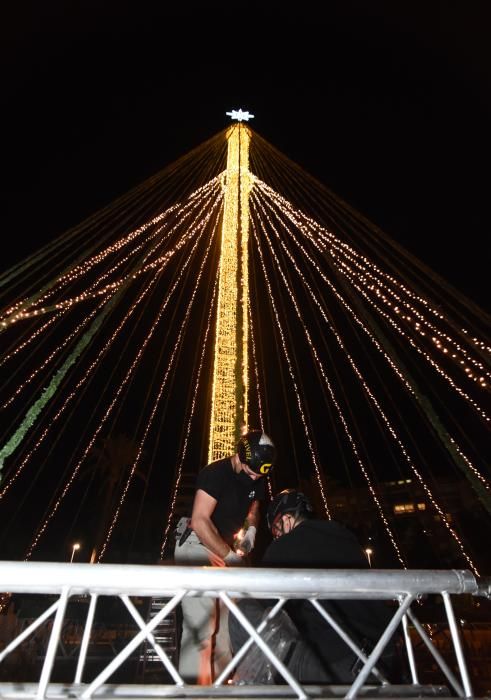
266, 489, 313, 531
237, 430, 276, 475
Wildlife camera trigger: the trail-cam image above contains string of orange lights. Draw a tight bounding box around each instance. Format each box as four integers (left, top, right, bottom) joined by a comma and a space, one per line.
252, 183, 482, 574
251, 215, 331, 519
252, 193, 406, 566
99, 209, 221, 559
159, 275, 219, 557
258, 180, 491, 393
254, 179, 490, 496
22, 189, 223, 559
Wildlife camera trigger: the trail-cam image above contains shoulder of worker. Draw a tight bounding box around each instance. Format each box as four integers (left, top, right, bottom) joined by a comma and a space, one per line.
262, 518, 366, 567
195, 456, 234, 493
197, 456, 233, 479
296, 518, 364, 550
201, 456, 233, 472
300, 518, 360, 541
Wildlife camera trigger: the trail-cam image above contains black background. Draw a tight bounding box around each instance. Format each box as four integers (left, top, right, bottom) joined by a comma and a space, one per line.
1, 1, 490, 312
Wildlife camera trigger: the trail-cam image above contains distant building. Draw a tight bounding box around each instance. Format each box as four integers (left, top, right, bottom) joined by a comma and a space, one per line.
300, 476, 490, 572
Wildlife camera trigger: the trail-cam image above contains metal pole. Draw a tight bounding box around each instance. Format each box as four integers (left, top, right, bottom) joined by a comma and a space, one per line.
401, 613, 419, 684
442, 591, 473, 697
80, 590, 186, 699
214, 598, 286, 685
406, 608, 463, 696
37, 587, 70, 700
220, 592, 308, 700
74, 594, 98, 684
310, 598, 387, 685
0, 600, 59, 664
121, 595, 183, 686
346, 593, 414, 700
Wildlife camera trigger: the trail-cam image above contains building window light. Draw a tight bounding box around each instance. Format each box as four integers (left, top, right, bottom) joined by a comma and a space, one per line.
393, 503, 415, 514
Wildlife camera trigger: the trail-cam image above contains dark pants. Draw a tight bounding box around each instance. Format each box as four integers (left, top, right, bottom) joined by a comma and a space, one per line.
229, 599, 362, 684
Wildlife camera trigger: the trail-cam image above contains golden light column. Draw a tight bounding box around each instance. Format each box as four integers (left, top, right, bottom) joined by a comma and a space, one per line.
208, 123, 253, 462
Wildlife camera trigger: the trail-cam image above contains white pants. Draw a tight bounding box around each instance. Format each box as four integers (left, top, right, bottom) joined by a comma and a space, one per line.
174, 528, 232, 684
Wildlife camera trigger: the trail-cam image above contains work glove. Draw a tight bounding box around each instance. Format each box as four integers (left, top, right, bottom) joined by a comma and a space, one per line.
234, 526, 257, 555
223, 550, 243, 566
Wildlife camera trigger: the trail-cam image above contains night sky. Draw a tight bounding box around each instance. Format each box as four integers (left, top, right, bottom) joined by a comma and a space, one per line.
1, 1, 490, 312
1, 3, 490, 568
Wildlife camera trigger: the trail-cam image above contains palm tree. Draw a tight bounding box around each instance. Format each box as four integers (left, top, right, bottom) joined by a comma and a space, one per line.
84, 433, 143, 561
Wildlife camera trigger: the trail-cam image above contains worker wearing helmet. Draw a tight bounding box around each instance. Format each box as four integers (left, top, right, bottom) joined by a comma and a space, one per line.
230, 488, 402, 684
266, 488, 314, 540
174, 429, 276, 684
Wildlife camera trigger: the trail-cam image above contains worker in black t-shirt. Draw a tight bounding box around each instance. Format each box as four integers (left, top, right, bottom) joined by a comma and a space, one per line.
174, 430, 276, 684
230, 489, 402, 684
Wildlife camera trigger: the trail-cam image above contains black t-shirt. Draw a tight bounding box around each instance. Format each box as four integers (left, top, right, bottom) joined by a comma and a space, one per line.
195, 457, 265, 545
262, 519, 367, 568
262, 519, 394, 662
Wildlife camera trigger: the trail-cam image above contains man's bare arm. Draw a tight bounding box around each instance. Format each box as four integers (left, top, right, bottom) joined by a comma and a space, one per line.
190, 489, 231, 561
234, 499, 261, 556
244, 499, 260, 529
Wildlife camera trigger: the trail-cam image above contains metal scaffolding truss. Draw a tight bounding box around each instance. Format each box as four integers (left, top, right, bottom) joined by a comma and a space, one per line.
0, 562, 489, 699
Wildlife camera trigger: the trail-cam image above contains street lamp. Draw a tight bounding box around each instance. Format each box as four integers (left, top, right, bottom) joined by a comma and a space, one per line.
70, 542, 81, 563
365, 547, 373, 567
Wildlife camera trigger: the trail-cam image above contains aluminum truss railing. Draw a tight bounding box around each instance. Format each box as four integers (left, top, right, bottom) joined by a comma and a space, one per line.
0, 561, 489, 700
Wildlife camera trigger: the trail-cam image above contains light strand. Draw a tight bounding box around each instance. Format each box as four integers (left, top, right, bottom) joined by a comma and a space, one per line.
0, 275, 160, 500
248, 296, 273, 499
160, 277, 219, 557
326, 248, 491, 386
0, 191, 222, 498
336, 262, 490, 424
0, 224, 208, 327
254, 183, 490, 489
0, 177, 221, 322
252, 192, 405, 565
0, 314, 61, 367
254, 185, 481, 574
21, 194, 222, 557
1, 304, 103, 410
99, 214, 220, 560
251, 215, 331, 518
258, 180, 491, 382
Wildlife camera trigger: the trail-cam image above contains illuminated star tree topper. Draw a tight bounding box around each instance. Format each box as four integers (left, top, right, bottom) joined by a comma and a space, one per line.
226, 108, 254, 122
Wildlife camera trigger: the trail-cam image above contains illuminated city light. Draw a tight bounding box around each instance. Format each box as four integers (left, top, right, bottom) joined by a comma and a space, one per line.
70, 542, 81, 563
